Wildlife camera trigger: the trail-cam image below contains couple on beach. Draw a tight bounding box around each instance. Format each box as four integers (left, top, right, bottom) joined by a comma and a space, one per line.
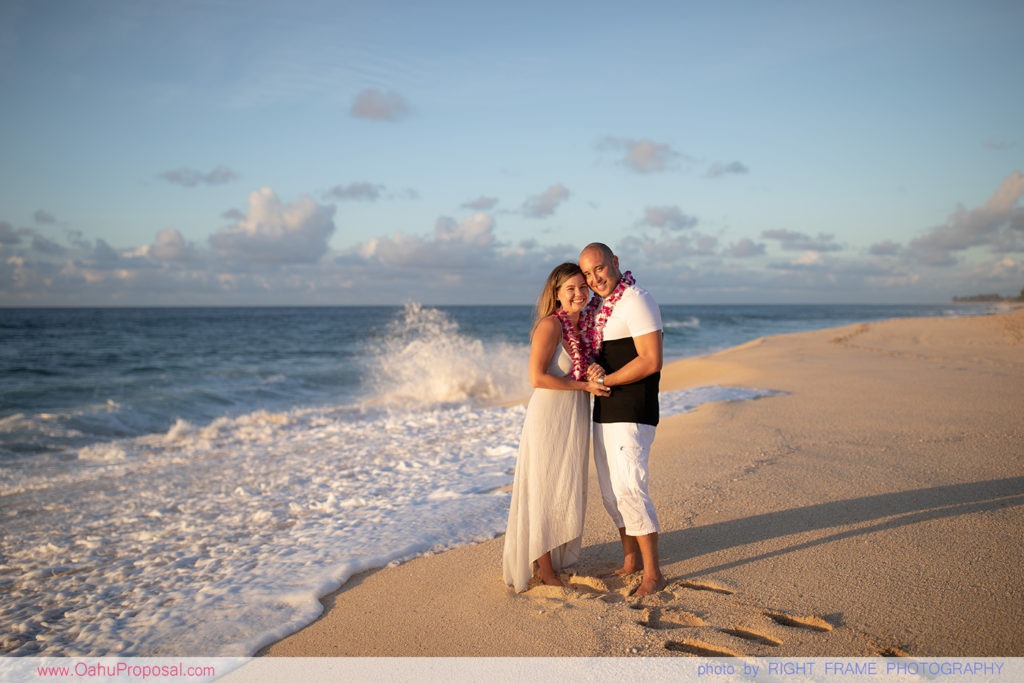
502, 242, 666, 597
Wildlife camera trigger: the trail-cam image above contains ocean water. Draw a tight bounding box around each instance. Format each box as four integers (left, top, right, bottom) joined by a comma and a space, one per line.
0, 302, 994, 656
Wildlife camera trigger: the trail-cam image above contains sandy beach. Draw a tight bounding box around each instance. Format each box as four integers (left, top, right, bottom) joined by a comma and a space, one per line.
263, 308, 1024, 658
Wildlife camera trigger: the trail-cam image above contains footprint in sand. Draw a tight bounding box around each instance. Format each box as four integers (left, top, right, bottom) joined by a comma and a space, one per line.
633, 579, 838, 656
671, 578, 737, 595
764, 610, 835, 632
519, 570, 892, 656
720, 627, 783, 646
665, 639, 741, 657
636, 606, 707, 630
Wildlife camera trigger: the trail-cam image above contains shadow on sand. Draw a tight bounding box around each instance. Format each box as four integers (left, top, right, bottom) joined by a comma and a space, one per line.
589, 476, 1024, 576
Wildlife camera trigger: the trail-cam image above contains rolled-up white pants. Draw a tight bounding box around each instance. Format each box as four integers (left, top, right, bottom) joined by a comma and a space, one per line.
593, 421, 659, 536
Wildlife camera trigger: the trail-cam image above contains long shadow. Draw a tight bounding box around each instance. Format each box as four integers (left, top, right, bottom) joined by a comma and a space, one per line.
588, 476, 1024, 576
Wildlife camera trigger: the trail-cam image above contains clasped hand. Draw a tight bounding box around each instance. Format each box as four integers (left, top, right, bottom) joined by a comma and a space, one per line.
584, 363, 609, 397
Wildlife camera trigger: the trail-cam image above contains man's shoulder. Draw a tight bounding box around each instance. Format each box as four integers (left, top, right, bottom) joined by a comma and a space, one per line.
619, 284, 659, 312
624, 283, 656, 302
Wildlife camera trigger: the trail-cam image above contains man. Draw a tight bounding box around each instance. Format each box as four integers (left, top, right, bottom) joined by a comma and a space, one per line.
578, 242, 665, 596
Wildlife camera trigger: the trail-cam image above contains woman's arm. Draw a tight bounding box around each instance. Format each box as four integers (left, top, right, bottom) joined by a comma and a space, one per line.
529, 316, 609, 396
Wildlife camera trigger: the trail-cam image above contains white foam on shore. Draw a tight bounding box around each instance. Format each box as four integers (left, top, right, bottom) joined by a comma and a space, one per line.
0, 386, 777, 657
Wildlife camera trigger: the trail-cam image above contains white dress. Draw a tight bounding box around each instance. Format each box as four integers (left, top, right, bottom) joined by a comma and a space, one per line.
502, 345, 590, 592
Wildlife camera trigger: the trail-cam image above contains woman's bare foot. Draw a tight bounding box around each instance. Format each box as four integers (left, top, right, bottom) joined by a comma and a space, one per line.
536, 552, 563, 587
539, 571, 565, 587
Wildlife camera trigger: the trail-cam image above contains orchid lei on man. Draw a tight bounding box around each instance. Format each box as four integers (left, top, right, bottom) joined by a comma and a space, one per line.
555, 271, 635, 380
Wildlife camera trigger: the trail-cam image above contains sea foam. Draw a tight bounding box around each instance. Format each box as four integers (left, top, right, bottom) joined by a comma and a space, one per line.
0, 383, 776, 657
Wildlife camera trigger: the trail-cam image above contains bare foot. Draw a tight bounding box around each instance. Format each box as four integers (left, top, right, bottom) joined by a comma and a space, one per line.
612, 550, 644, 576
631, 574, 667, 596
539, 572, 564, 587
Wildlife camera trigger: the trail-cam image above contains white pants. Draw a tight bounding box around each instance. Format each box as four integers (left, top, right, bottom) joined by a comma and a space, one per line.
593, 422, 659, 536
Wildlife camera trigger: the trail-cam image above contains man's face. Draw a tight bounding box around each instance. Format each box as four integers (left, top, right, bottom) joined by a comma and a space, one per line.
579, 248, 621, 299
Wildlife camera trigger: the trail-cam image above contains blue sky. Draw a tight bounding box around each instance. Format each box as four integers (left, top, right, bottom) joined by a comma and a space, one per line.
1, 0, 1022, 306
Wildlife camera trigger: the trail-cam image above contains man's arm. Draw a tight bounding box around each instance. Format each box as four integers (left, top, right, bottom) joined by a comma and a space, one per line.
602, 330, 663, 387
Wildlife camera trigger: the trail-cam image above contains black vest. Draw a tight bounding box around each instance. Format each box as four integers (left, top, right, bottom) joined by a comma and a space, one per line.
593, 336, 660, 426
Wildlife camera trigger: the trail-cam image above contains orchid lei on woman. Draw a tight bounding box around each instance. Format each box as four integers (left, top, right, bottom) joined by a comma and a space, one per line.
555, 271, 635, 380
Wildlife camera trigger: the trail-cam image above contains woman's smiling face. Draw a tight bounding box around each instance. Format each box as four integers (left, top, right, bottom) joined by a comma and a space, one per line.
557, 274, 590, 314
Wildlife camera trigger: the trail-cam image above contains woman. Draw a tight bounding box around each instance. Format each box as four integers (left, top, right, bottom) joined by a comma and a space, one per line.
502, 262, 610, 591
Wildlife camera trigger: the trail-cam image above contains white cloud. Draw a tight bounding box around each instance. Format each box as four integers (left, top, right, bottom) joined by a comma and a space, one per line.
31, 234, 66, 255
641, 206, 698, 231
356, 212, 497, 269
351, 89, 410, 122
461, 196, 499, 211
159, 165, 238, 187
148, 228, 198, 262
210, 188, 336, 264
33, 209, 57, 225
706, 161, 749, 178
0, 221, 23, 245
908, 171, 1024, 265
618, 232, 719, 263
793, 251, 825, 266
521, 184, 570, 218
724, 238, 766, 258
598, 137, 685, 174
869, 240, 903, 256
326, 182, 384, 201
984, 139, 1014, 151
626, 140, 677, 173
762, 229, 844, 252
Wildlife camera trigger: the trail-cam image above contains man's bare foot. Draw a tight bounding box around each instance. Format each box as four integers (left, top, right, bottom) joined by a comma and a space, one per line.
612, 550, 643, 576
631, 574, 666, 596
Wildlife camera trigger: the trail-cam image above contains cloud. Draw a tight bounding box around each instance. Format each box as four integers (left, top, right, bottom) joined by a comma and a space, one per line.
984, 139, 1014, 151
793, 251, 825, 266
461, 196, 499, 211
600, 137, 683, 174
706, 161, 749, 178
351, 88, 410, 121
724, 238, 766, 258
147, 228, 198, 262
640, 206, 698, 231
618, 232, 718, 263
159, 165, 238, 187
522, 184, 570, 218
355, 212, 496, 269
210, 187, 336, 263
31, 234, 66, 255
762, 229, 844, 252
869, 240, 903, 256
326, 182, 384, 201
907, 171, 1024, 266
0, 221, 23, 245
91, 239, 127, 266
33, 210, 57, 225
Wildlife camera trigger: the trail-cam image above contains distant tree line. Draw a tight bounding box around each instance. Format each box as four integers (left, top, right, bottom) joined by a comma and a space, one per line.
952, 287, 1024, 303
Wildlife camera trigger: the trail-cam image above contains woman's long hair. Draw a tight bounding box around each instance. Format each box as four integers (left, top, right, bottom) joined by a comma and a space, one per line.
533, 262, 585, 334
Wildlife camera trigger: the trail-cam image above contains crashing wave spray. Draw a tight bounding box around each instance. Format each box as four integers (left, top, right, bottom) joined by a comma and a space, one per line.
366, 303, 531, 407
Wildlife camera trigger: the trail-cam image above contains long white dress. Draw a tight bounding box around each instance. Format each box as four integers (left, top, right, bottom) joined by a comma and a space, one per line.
502, 345, 590, 592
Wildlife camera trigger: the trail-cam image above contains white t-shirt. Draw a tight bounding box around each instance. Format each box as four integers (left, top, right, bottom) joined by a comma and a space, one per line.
600, 286, 662, 343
